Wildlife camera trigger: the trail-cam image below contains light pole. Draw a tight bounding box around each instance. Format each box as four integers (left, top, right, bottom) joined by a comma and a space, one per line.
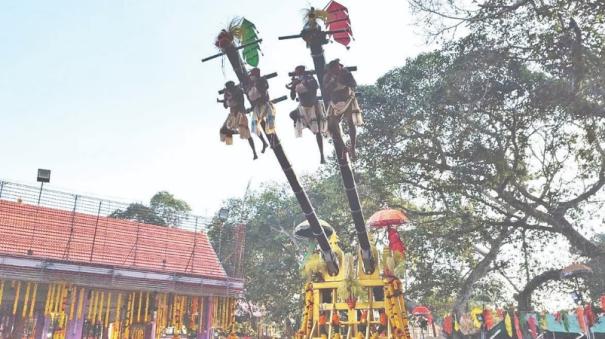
217, 207, 230, 260
28, 169, 51, 255
36, 169, 51, 205
218, 207, 230, 222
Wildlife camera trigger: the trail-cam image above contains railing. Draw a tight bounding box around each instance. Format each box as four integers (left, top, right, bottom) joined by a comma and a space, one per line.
0, 179, 246, 280
0, 180, 210, 232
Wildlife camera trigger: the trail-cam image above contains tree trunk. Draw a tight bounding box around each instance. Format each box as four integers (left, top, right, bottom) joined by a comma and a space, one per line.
453, 229, 510, 316
554, 217, 604, 258
516, 269, 561, 311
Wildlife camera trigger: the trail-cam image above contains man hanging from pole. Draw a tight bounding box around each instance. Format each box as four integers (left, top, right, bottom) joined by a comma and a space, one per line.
219, 81, 266, 160
287, 65, 328, 164
323, 59, 363, 159
248, 68, 277, 143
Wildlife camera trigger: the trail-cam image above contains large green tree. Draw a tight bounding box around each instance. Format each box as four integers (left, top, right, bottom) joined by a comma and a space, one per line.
354, 0, 605, 313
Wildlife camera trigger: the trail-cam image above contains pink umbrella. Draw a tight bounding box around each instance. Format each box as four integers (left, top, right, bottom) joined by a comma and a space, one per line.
412, 306, 431, 315
368, 209, 408, 228
368, 209, 407, 256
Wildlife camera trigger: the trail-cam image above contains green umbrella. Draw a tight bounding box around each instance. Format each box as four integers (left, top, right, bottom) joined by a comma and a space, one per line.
238, 18, 261, 67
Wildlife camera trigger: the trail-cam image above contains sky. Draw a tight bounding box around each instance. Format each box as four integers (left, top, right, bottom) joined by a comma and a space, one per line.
0, 0, 429, 215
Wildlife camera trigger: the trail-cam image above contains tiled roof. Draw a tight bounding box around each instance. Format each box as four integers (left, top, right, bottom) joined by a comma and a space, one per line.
0, 200, 227, 280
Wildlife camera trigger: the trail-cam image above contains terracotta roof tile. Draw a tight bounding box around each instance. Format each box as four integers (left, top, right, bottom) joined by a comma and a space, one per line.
0, 200, 226, 279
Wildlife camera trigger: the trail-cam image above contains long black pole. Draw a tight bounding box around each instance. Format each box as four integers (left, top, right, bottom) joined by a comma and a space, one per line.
306, 32, 375, 274
214, 43, 339, 275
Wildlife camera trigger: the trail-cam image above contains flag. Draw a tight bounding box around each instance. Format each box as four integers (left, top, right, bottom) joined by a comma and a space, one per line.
505, 313, 513, 337
514, 312, 523, 339
484, 308, 494, 329
443, 315, 453, 336
472, 307, 483, 328
526, 313, 538, 339
576, 307, 587, 333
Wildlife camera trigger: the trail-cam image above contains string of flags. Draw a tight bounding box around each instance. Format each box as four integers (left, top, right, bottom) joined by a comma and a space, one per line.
442, 297, 605, 338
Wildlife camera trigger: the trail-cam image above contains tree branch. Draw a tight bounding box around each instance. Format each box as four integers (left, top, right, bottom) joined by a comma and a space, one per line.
453, 228, 511, 316
556, 138, 605, 214
516, 269, 561, 311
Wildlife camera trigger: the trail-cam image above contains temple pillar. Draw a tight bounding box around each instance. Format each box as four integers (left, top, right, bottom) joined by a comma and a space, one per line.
65, 287, 87, 339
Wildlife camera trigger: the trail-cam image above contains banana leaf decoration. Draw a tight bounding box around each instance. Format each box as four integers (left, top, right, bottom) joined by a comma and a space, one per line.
236, 18, 261, 67
301, 252, 328, 281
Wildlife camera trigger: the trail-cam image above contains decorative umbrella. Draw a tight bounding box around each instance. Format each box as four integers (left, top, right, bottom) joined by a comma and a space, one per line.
367, 209, 408, 228
324, 1, 353, 47
368, 209, 407, 256
561, 263, 593, 306
412, 305, 435, 336
294, 219, 334, 240
560, 263, 593, 279
412, 306, 431, 315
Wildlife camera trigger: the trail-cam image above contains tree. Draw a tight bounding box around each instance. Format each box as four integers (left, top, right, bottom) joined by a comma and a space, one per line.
208, 183, 306, 336
584, 233, 604, 300
110, 191, 191, 227
149, 191, 191, 226
357, 32, 605, 312
110, 203, 167, 226
406, 0, 605, 310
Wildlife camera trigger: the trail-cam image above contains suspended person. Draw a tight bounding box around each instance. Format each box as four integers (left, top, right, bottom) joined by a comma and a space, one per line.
248, 68, 277, 143
323, 59, 363, 159
219, 81, 267, 160
287, 65, 328, 164
300, 7, 329, 48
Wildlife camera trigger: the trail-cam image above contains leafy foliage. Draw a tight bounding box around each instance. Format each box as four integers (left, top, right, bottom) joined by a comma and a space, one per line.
149, 191, 192, 226
110, 191, 191, 227
110, 202, 167, 226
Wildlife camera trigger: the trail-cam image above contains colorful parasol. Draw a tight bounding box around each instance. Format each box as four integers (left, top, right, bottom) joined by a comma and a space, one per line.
295, 219, 334, 240
368, 209, 407, 256
237, 18, 261, 67
560, 263, 593, 279
324, 1, 353, 47
368, 209, 408, 228
412, 306, 431, 315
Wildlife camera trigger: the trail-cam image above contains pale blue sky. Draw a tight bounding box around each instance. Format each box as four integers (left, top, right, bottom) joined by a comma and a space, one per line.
0, 0, 429, 214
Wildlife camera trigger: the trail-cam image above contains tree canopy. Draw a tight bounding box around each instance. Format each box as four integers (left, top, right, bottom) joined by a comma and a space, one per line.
110, 191, 191, 227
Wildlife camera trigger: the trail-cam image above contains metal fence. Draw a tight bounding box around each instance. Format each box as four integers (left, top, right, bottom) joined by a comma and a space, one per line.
0, 179, 246, 281
0, 180, 210, 232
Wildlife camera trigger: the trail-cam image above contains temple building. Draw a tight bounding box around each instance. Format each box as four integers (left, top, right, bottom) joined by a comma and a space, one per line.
0, 180, 244, 339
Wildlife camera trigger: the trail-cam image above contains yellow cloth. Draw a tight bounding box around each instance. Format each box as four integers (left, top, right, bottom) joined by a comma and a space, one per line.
471, 307, 483, 328
505, 313, 513, 337
253, 102, 276, 135
221, 109, 251, 144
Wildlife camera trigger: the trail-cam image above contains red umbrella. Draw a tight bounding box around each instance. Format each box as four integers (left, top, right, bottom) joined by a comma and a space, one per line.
412, 306, 431, 315
367, 209, 408, 228
368, 209, 408, 256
